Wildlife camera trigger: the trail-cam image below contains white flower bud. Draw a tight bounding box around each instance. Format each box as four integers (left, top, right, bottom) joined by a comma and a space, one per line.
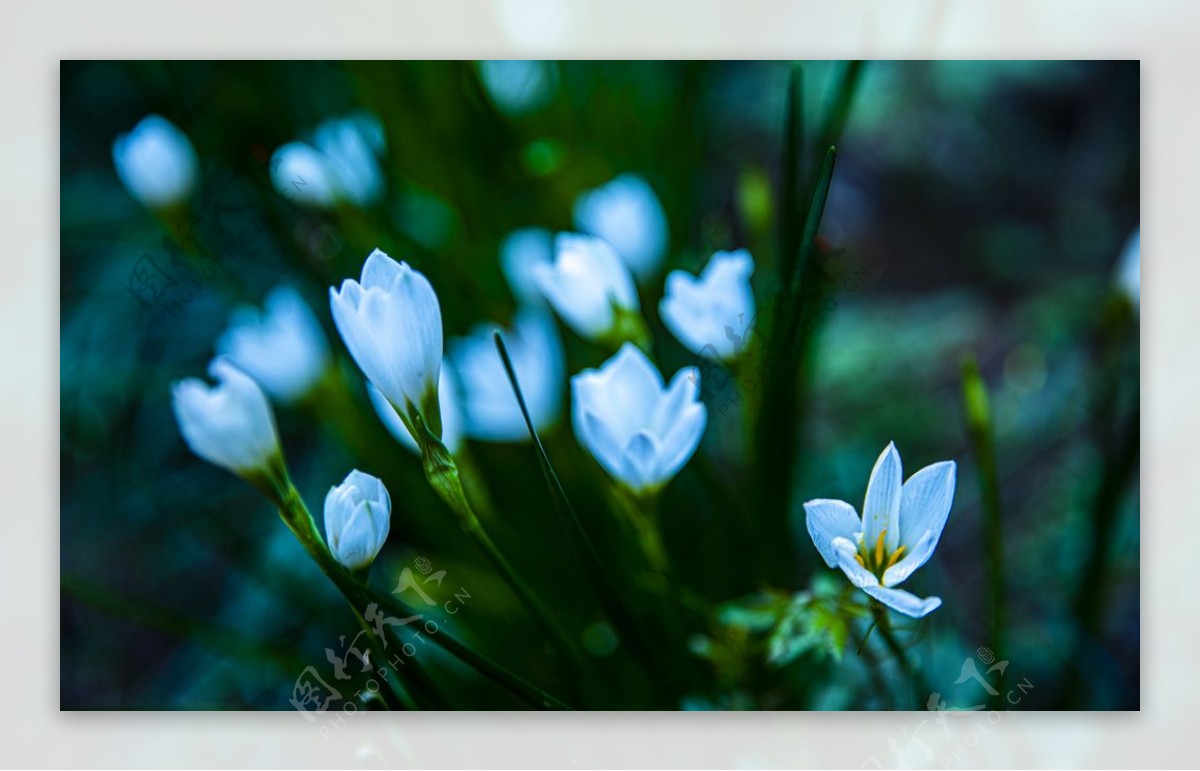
112, 115, 198, 209
330, 249, 444, 438
324, 470, 392, 571
171, 358, 281, 478
533, 234, 640, 342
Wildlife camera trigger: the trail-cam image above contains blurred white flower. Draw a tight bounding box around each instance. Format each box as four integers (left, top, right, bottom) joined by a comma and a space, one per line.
500, 227, 554, 305
572, 343, 707, 495
1115, 227, 1140, 315
331, 249, 444, 439
216, 286, 330, 403
478, 60, 558, 117
660, 249, 755, 361
171, 358, 280, 477
112, 114, 199, 209
533, 233, 640, 342
804, 442, 956, 619
573, 173, 669, 281
271, 142, 338, 207
450, 309, 564, 442
324, 469, 391, 571
271, 113, 385, 208
369, 367, 464, 455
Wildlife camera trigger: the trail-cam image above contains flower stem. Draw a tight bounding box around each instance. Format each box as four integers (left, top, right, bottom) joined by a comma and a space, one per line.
961, 355, 1005, 709
869, 600, 929, 709
415, 422, 583, 671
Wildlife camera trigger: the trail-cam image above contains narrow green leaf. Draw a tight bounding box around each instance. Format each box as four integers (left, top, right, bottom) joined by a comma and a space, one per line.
959, 354, 1004, 710
815, 60, 865, 159
778, 61, 805, 284
492, 332, 666, 688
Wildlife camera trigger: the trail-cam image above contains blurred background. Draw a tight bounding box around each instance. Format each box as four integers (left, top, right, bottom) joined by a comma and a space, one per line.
60, 60, 1139, 710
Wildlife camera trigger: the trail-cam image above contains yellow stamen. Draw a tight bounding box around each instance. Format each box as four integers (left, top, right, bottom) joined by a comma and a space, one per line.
854, 553, 865, 568
873, 530, 887, 568
885, 544, 907, 569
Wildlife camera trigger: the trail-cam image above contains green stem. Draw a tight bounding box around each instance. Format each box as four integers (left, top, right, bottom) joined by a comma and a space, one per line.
870, 601, 928, 709
961, 355, 1005, 710
416, 424, 582, 669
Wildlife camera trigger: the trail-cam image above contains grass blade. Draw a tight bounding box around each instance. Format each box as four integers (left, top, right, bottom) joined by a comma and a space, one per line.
960, 355, 1005, 709
493, 332, 670, 700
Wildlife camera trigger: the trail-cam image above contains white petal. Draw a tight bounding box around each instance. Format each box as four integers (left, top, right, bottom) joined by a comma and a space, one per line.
361, 248, 404, 289
619, 431, 660, 492
654, 402, 707, 484
575, 343, 660, 440
831, 536, 879, 589
579, 409, 627, 482
804, 499, 862, 568
898, 460, 957, 554
861, 585, 942, 618
369, 382, 417, 453
862, 442, 903, 554
882, 529, 938, 587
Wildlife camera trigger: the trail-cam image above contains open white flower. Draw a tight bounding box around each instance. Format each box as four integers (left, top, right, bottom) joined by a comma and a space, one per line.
533, 233, 640, 343
171, 358, 281, 478
112, 115, 198, 209
330, 249, 443, 439
573, 173, 669, 281
216, 286, 330, 404
271, 113, 385, 208
572, 343, 707, 495
660, 249, 755, 362
804, 442, 956, 618
450, 309, 564, 442
368, 367, 463, 455
324, 470, 392, 571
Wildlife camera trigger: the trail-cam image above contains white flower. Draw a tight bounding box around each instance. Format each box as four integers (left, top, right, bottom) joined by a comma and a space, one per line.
112, 115, 198, 209
1115, 227, 1140, 315
533, 233, 640, 342
500, 227, 554, 306
449, 309, 564, 442
324, 470, 392, 571
478, 60, 558, 117
368, 366, 463, 455
216, 286, 330, 403
330, 249, 444, 438
804, 442, 956, 619
573, 173, 669, 281
271, 142, 338, 207
660, 249, 755, 361
171, 358, 281, 477
572, 343, 707, 495
271, 113, 385, 208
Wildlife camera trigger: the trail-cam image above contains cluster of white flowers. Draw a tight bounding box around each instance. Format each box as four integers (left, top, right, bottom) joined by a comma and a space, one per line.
149, 111, 959, 615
